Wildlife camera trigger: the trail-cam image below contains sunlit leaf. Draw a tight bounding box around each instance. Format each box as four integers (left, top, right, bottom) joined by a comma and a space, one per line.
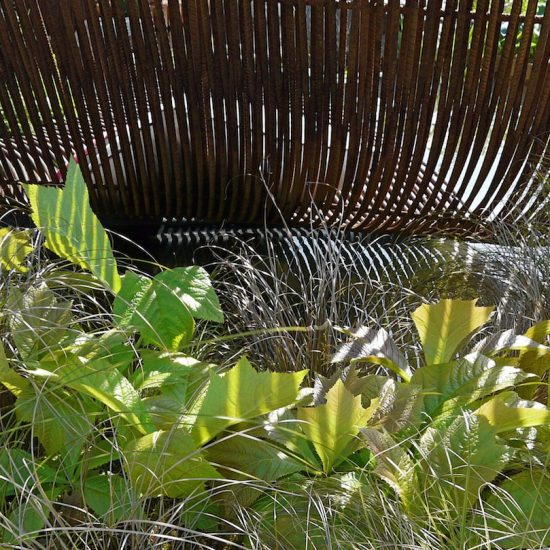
0, 228, 32, 272
24, 160, 121, 292
411, 299, 494, 365
411, 353, 533, 418
475, 392, 550, 433
113, 271, 195, 351
191, 357, 307, 446
155, 267, 223, 323
0, 341, 28, 397
298, 379, 373, 473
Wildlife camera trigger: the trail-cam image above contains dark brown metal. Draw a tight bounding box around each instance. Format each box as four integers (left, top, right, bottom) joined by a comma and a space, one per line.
0, 0, 548, 235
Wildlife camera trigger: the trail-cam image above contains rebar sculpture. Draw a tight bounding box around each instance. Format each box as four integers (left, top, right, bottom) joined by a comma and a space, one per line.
0, 0, 549, 234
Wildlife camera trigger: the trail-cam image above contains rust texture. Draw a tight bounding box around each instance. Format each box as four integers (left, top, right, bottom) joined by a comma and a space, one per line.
0, 0, 549, 234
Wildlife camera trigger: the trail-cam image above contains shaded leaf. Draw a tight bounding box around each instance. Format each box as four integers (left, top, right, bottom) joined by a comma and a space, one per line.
24, 160, 120, 292
475, 470, 550, 549
15, 386, 95, 464
411, 299, 494, 365
361, 428, 415, 505
331, 327, 411, 380
417, 413, 511, 515
82, 474, 132, 524
191, 358, 307, 445
6, 284, 74, 359
207, 434, 303, 481
125, 429, 221, 498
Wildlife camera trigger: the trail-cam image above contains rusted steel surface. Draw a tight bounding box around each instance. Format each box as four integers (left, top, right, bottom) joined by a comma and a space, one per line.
0, 0, 548, 234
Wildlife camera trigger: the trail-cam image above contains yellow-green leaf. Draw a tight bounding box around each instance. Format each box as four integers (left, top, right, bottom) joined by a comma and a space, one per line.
24, 160, 121, 292
0, 228, 32, 272
125, 429, 221, 498
191, 358, 307, 446
298, 379, 373, 473
0, 341, 28, 396
476, 392, 550, 433
411, 299, 494, 365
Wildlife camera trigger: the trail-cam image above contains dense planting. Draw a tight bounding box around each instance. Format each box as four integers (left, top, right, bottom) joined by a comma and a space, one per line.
0, 164, 549, 548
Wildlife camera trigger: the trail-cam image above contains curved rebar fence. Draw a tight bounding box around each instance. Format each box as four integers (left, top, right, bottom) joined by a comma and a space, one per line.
0, 0, 549, 235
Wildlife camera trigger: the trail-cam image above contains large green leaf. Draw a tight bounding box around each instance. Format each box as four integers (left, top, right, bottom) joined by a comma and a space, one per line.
331, 327, 411, 380
124, 429, 221, 498
0, 228, 32, 273
113, 271, 195, 351
207, 434, 303, 482
6, 284, 74, 360
417, 413, 511, 515
155, 267, 223, 323
24, 160, 121, 292
411, 353, 532, 418
298, 379, 372, 473
191, 358, 308, 446
411, 299, 494, 365
82, 473, 132, 524
475, 470, 550, 549
0, 341, 28, 397
40, 348, 154, 435
15, 386, 95, 463
475, 392, 550, 433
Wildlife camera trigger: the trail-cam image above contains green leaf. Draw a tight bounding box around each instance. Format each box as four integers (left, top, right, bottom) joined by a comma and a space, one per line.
207, 434, 304, 481
113, 271, 195, 351
0, 341, 28, 396
475, 329, 550, 356
475, 470, 550, 549
132, 350, 205, 392
155, 267, 224, 323
0, 227, 32, 272
411, 299, 494, 365
331, 327, 411, 381
417, 413, 511, 515
82, 474, 132, 524
191, 358, 307, 446
0, 449, 63, 502
411, 353, 533, 418
124, 429, 221, 498
6, 284, 74, 359
475, 392, 550, 433
15, 386, 95, 461
24, 160, 121, 292
41, 348, 154, 435
298, 379, 372, 473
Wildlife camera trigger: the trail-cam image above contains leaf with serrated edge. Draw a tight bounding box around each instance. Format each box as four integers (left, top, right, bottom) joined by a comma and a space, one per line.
24, 160, 120, 292
155, 267, 223, 323
125, 429, 221, 498
191, 358, 307, 446
298, 379, 373, 473
411, 299, 494, 365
